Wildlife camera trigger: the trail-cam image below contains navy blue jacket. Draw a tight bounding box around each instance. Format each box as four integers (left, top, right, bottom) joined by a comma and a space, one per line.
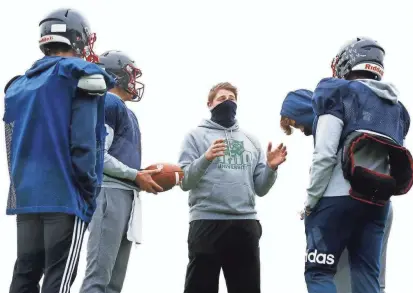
3, 56, 115, 222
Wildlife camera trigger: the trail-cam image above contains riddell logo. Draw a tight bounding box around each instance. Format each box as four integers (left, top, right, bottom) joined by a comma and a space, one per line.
39, 36, 53, 43
305, 249, 335, 265
365, 64, 383, 77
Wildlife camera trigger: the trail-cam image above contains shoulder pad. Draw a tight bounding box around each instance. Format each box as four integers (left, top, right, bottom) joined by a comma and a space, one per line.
59, 58, 116, 90
105, 92, 127, 109
105, 91, 121, 102
4, 75, 22, 94
77, 74, 107, 95
314, 77, 350, 91
312, 78, 350, 119
105, 93, 128, 115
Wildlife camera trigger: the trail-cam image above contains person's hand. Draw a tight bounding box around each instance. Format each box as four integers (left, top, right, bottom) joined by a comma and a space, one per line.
205, 139, 227, 161
266, 142, 287, 170
299, 207, 312, 220
299, 209, 306, 220
134, 169, 164, 194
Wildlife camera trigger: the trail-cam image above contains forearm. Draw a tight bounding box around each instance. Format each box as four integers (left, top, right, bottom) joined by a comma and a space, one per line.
71, 93, 99, 199
180, 154, 212, 191
103, 153, 138, 181
253, 163, 277, 196
102, 124, 138, 181
306, 114, 343, 209
305, 152, 337, 208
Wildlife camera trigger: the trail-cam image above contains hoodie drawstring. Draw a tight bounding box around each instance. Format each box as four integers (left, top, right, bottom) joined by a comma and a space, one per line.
224, 130, 233, 157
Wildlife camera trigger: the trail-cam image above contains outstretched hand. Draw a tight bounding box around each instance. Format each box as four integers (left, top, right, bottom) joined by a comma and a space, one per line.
266, 142, 287, 170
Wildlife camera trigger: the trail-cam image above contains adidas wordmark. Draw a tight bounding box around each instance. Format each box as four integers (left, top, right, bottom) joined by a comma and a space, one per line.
305, 249, 335, 265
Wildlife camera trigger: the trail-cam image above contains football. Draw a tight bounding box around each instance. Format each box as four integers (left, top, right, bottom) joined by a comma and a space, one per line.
144, 163, 184, 192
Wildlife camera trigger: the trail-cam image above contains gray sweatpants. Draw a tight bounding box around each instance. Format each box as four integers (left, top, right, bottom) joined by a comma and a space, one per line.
335, 202, 393, 293
80, 187, 134, 293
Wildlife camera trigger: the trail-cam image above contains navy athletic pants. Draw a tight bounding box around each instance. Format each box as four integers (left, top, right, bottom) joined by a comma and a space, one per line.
304, 196, 389, 293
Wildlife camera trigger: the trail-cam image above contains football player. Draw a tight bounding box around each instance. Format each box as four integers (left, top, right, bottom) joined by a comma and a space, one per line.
302, 37, 411, 293
79, 50, 162, 293
4, 8, 114, 293
280, 88, 394, 293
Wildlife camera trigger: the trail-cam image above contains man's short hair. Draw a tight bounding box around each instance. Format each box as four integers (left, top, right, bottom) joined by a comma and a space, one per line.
43, 43, 72, 56
208, 82, 238, 102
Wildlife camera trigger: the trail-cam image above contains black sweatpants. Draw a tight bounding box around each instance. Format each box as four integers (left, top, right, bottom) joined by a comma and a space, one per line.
184, 219, 262, 293
9, 213, 87, 293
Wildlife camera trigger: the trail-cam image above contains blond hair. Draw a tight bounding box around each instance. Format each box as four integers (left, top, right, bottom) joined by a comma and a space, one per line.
280, 116, 297, 135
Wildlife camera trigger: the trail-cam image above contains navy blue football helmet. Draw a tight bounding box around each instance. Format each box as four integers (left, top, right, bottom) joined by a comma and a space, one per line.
331, 37, 385, 80
99, 50, 144, 101
39, 8, 99, 63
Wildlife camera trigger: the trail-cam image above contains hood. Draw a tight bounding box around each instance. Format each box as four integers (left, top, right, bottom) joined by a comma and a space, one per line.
198, 119, 239, 157
280, 89, 315, 130
198, 118, 240, 131
25, 56, 64, 78
358, 79, 399, 104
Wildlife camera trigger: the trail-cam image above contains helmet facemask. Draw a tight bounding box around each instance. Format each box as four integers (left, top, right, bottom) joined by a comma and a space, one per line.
72, 26, 99, 63
109, 63, 144, 102
82, 28, 99, 63
123, 64, 144, 102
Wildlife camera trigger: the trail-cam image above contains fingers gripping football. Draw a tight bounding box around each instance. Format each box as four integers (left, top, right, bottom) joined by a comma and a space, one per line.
142, 163, 184, 193
135, 169, 164, 194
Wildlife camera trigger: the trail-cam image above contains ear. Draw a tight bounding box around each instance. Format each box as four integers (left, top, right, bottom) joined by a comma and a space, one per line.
207, 101, 212, 109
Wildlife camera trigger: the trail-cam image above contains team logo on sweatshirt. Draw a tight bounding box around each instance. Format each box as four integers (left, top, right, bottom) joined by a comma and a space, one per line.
305, 249, 335, 265
218, 139, 252, 170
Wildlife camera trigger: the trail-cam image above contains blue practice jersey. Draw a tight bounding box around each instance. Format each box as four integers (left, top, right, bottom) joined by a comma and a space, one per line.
3, 56, 115, 222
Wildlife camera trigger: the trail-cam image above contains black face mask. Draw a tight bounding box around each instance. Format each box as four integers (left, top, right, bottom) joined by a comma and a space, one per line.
210, 100, 237, 128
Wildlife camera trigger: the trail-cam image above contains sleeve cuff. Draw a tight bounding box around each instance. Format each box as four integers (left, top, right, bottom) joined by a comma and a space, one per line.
125, 169, 139, 181
305, 195, 321, 210
198, 154, 213, 171
266, 162, 278, 173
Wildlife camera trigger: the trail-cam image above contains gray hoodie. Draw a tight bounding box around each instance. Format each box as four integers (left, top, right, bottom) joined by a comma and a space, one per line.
305, 80, 400, 209
178, 119, 277, 221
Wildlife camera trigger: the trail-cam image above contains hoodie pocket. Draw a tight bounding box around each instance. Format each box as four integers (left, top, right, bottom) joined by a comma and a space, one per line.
206, 182, 255, 214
